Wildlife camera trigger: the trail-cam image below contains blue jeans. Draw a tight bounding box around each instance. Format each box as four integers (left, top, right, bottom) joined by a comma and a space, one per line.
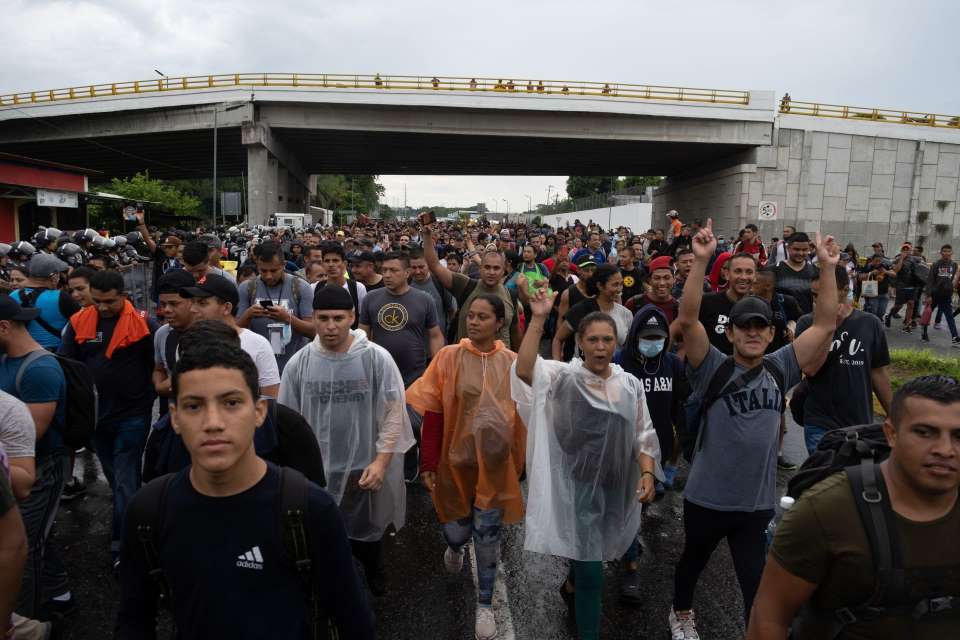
94, 414, 150, 557
863, 295, 888, 320
804, 425, 830, 456
931, 294, 959, 339
443, 507, 503, 605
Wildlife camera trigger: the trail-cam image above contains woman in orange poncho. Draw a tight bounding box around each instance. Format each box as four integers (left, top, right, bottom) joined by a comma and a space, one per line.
406, 294, 525, 640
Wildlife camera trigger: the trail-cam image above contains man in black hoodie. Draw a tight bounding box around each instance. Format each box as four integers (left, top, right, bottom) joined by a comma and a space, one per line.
614, 304, 686, 603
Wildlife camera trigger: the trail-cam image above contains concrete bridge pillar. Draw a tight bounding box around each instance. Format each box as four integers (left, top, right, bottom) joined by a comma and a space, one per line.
246, 146, 276, 226
242, 121, 312, 225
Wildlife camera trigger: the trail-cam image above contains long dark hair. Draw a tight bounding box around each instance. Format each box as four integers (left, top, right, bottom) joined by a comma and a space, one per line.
585, 263, 619, 297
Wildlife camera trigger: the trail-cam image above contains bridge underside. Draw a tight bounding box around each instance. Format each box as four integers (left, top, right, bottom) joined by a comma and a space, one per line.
0, 128, 751, 179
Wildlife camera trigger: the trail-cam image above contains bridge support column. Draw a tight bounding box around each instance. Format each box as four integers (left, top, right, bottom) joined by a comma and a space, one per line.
246, 146, 277, 226
243, 121, 311, 226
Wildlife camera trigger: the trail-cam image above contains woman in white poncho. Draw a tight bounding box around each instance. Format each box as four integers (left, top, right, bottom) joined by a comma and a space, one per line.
511, 289, 663, 640
279, 285, 415, 595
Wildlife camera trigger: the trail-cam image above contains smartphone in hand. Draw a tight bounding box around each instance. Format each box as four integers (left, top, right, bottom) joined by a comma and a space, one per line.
259, 299, 274, 308
418, 211, 436, 225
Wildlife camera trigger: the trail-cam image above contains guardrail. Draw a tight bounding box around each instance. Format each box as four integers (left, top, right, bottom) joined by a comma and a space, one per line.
0, 73, 751, 108
780, 96, 960, 129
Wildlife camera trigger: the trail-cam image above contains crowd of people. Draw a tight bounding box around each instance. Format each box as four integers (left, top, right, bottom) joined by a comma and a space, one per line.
0, 207, 957, 640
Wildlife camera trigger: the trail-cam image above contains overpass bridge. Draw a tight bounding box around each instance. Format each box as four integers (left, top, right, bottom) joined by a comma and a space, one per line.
1, 73, 959, 249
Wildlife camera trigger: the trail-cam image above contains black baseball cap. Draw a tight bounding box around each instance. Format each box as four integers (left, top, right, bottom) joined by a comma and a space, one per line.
0, 294, 41, 323
633, 305, 669, 338
179, 274, 240, 308
730, 296, 773, 327
350, 251, 377, 265
157, 269, 196, 295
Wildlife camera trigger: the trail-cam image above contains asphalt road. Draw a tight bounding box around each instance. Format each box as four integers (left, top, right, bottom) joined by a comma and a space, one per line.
50, 416, 809, 640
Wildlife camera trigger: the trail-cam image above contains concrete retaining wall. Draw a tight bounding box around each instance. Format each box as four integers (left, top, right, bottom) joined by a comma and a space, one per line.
655, 129, 960, 254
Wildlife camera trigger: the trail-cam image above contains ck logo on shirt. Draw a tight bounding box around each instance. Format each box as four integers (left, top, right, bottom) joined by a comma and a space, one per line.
236, 546, 264, 570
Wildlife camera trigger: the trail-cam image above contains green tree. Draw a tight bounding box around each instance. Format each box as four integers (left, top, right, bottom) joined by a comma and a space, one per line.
313, 175, 384, 213
101, 172, 203, 217
621, 176, 664, 190
565, 176, 619, 199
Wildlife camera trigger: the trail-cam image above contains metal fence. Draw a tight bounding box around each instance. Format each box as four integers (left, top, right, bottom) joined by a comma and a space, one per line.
121, 262, 153, 312
780, 97, 960, 129
534, 185, 653, 217
0, 73, 751, 109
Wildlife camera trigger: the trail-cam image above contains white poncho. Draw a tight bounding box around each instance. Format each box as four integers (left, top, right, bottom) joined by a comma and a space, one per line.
279, 330, 415, 541
511, 357, 663, 561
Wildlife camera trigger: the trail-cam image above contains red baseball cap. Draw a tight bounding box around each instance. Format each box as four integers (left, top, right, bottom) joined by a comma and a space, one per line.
648, 256, 673, 272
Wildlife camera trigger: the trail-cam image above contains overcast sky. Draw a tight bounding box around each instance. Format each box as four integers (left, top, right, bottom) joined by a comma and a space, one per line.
4, 0, 958, 208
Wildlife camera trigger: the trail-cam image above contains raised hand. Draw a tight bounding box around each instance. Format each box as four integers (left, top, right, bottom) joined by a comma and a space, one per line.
691, 217, 717, 261
815, 231, 840, 267
528, 287, 556, 319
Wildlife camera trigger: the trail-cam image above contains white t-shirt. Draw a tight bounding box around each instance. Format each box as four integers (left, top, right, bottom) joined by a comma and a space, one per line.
238, 329, 282, 392
0, 390, 35, 459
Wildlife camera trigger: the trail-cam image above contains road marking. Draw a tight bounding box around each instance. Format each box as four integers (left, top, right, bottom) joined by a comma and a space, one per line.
469, 543, 516, 640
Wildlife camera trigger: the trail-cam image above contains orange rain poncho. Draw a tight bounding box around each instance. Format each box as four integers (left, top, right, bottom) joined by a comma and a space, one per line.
406, 339, 526, 525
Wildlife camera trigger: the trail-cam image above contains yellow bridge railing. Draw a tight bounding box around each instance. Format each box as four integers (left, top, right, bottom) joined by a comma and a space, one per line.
0, 73, 751, 108
780, 96, 960, 129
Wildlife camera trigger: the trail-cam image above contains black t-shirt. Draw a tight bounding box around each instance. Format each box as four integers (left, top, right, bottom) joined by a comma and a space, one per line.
698, 292, 736, 355
562, 298, 601, 361
768, 293, 803, 353
620, 267, 645, 303
363, 279, 385, 292
774, 261, 819, 315
59, 315, 159, 424
796, 309, 890, 430
117, 463, 374, 640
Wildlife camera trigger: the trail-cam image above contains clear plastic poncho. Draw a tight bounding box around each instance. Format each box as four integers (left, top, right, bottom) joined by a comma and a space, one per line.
279, 330, 415, 541
406, 339, 526, 525
510, 357, 663, 561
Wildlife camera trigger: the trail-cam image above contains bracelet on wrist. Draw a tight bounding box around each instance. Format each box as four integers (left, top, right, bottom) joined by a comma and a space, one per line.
641, 470, 656, 479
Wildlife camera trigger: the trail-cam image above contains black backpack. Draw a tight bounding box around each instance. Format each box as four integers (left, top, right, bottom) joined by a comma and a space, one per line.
680, 357, 785, 462
787, 424, 960, 636
17, 288, 65, 339
127, 467, 339, 640
9, 350, 98, 449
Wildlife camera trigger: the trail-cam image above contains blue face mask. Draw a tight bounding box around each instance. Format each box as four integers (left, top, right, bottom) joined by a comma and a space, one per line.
638, 338, 665, 357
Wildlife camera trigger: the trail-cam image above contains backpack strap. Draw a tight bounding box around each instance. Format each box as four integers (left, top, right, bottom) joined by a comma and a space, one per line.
246, 277, 258, 309
127, 474, 176, 614
19, 289, 63, 339
163, 329, 180, 374
697, 358, 768, 453
12, 349, 55, 397
762, 359, 787, 413
279, 466, 337, 640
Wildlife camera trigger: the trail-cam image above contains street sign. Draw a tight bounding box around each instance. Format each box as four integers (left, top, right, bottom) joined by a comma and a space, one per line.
37, 189, 78, 208
758, 200, 778, 221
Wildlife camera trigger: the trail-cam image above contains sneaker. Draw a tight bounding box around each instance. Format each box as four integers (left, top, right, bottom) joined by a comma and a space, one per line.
60, 477, 86, 501
777, 455, 798, 471
620, 570, 643, 604
922, 333, 930, 342
902, 325, 913, 334
559, 579, 576, 622
443, 546, 464, 574
669, 608, 700, 640
953, 337, 960, 348
42, 592, 75, 618
884, 313, 892, 328
475, 606, 497, 640
10, 613, 54, 639
935, 322, 944, 330
891, 311, 902, 319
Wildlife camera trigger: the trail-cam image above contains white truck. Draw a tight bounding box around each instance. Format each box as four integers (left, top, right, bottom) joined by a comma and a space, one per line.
270, 212, 314, 229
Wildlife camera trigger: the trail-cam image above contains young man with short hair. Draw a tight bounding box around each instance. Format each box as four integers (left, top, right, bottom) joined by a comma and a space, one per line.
350, 251, 383, 292
279, 285, 415, 596
699, 253, 760, 354
181, 240, 237, 284
797, 266, 892, 454
618, 247, 645, 303
772, 232, 817, 314
748, 375, 960, 640
152, 269, 197, 404
671, 219, 839, 639
59, 270, 158, 566
626, 255, 680, 321
0, 294, 70, 619
180, 274, 281, 399
10, 254, 80, 351
408, 248, 456, 338
117, 342, 374, 639
236, 242, 316, 372
320, 242, 366, 326
924, 244, 960, 346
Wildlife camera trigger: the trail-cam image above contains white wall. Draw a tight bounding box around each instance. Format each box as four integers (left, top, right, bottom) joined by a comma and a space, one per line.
542, 202, 652, 233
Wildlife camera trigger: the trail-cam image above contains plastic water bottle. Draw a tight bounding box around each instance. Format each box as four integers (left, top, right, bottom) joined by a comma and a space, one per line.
765, 496, 795, 554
